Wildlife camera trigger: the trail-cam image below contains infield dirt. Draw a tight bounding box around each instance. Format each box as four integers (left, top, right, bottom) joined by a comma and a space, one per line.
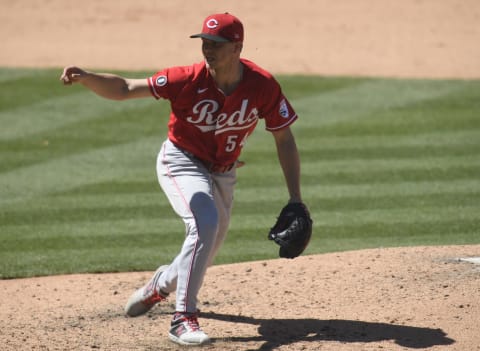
1, 1, 479, 350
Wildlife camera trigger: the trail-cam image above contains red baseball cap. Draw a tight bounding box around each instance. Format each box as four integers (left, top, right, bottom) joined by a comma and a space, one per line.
190, 13, 244, 43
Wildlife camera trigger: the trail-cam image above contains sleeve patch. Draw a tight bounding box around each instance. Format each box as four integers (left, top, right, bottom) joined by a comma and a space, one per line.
155, 75, 168, 87
279, 99, 289, 118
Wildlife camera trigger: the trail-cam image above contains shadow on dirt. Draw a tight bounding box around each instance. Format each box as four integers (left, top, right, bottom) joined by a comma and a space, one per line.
201, 312, 455, 350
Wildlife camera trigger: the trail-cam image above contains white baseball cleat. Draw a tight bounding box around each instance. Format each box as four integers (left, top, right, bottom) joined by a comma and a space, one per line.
124, 265, 169, 317
169, 312, 211, 346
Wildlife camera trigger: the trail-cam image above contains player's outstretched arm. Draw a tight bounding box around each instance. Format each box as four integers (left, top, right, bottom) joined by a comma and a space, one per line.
272, 126, 302, 204
60, 66, 151, 100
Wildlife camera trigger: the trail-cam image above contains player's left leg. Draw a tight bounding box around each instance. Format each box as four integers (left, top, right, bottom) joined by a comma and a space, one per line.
206, 170, 236, 267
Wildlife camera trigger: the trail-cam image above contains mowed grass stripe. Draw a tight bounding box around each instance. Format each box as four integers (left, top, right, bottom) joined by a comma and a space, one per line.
0, 90, 158, 140
0, 100, 168, 174
4, 176, 476, 215
0, 201, 175, 226
2, 190, 162, 212
0, 217, 182, 240
2, 185, 478, 227
0, 67, 153, 112
0, 68, 74, 111
288, 78, 472, 128
231, 205, 480, 228
249, 129, 480, 152
249, 144, 480, 167
239, 79, 479, 150
235, 179, 480, 202
0, 246, 181, 278
15, 152, 477, 199
247, 138, 480, 163
3, 204, 477, 248
3, 174, 477, 213
3, 184, 477, 227
1, 228, 183, 252
300, 155, 480, 174
0, 136, 162, 203
0, 67, 51, 84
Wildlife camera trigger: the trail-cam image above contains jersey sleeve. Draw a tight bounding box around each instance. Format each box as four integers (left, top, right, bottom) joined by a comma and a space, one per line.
260, 79, 298, 131
147, 66, 190, 101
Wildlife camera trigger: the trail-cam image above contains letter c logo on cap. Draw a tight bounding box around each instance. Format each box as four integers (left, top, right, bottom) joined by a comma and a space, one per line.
206, 19, 218, 29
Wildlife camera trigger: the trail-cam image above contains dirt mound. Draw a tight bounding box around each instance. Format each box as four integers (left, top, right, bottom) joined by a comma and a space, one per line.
1, 246, 479, 350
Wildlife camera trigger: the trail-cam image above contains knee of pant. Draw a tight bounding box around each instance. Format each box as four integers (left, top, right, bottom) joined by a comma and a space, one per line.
195, 212, 219, 238
190, 192, 219, 237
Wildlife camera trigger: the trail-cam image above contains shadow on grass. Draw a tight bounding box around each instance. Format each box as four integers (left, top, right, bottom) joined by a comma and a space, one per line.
201, 312, 455, 350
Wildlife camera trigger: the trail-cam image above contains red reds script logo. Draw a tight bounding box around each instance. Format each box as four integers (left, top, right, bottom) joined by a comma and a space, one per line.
186, 99, 259, 135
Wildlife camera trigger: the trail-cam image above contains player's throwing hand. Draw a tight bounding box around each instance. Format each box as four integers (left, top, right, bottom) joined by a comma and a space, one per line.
60, 66, 86, 85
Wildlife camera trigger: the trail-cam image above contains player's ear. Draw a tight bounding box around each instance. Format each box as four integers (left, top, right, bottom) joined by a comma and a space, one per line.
234, 42, 243, 54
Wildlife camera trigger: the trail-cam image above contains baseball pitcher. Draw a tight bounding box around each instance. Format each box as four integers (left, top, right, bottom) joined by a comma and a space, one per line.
60, 12, 312, 346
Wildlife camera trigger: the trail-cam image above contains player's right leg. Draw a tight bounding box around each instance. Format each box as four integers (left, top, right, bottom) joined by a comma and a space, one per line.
156, 139, 219, 313
149, 140, 219, 345
124, 265, 170, 317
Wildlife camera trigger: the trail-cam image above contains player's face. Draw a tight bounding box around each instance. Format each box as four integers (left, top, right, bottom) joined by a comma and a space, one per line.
201, 39, 240, 69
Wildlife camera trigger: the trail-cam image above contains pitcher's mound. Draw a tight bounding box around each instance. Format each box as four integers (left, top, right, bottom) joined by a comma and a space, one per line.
1, 245, 479, 350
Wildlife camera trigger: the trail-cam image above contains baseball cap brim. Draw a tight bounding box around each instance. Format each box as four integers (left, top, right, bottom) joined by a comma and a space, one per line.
190, 33, 230, 42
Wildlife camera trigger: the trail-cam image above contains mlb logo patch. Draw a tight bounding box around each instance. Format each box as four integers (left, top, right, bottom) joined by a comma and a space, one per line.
279, 99, 289, 118
156, 76, 167, 87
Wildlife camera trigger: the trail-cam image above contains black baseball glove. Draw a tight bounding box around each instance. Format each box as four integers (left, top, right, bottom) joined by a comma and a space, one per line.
268, 202, 313, 259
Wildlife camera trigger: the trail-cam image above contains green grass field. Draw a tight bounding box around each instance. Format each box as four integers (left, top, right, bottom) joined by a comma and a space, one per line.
1, 68, 479, 278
